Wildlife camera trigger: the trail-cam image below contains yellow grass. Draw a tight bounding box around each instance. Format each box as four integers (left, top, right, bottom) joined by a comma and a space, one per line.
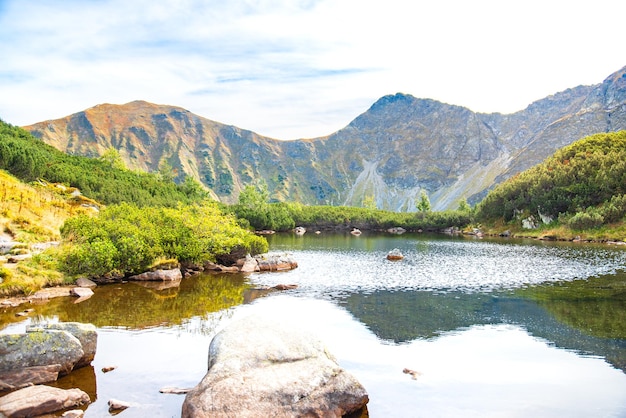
0, 170, 99, 295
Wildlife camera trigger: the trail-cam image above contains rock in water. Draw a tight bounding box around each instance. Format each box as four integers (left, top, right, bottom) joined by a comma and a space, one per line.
32, 322, 98, 368
182, 315, 368, 417
0, 385, 89, 417
0, 330, 84, 376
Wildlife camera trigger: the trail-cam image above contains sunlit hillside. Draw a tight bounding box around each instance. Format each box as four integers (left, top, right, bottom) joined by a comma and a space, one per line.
0, 170, 97, 243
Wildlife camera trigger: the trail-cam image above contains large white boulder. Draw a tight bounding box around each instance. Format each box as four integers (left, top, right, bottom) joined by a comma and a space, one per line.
182, 315, 368, 417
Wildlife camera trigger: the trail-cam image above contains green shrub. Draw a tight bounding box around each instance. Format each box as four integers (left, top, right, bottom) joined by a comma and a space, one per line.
567, 210, 604, 230
61, 240, 118, 277
60, 201, 268, 277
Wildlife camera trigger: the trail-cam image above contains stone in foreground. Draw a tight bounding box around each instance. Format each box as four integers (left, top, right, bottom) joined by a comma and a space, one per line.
0, 385, 89, 417
182, 315, 368, 417
33, 322, 98, 368
0, 330, 83, 376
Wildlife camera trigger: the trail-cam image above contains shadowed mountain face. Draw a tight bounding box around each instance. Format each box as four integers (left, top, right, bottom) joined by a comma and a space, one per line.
25, 66, 626, 210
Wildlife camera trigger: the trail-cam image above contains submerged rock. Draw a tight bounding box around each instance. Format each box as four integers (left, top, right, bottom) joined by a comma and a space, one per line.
182, 315, 368, 417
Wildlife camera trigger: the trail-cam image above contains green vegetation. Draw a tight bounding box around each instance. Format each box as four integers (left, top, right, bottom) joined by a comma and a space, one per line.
3, 115, 626, 296
416, 190, 431, 212
476, 131, 626, 240
0, 120, 265, 294
0, 120, 203, 207
230, 184, 472, 231
60, 202, 268, 278
515, 273, 626, 339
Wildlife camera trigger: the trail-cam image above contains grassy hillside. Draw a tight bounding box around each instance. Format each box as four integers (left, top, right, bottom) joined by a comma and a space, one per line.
476, 131, 626, 240
0, 120, 264, 296
0, 169, 94, 294
0, 119, 204, 207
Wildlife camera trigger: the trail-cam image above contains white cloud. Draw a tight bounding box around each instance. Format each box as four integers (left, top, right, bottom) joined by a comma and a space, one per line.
0, 0, 624, 139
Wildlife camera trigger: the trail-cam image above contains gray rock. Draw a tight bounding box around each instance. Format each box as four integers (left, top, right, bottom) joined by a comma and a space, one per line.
0, 385, 90, 417
71, 287, 94, 299
0, 330, 84, 376
33, 322, 97, 368
62, 409, 85, 418
76, 277, 97, 288
182, 315, 368, 417
239, 254, 259, 273
129, 268, 183, 281
0, 241, 20, 255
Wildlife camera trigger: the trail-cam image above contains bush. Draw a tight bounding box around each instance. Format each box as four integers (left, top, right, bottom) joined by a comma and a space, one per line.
60, 201, 268, 277
61, 240, 118, 277
567, 210, 604, 230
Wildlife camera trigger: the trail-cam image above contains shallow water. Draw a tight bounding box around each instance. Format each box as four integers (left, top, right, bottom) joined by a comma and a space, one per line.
2, 232, 626, 417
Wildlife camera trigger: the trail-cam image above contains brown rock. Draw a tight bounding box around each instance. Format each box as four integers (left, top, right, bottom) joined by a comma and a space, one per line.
0, 385, 90, 417
254, 253, 298, 272
159, 386, 192, 394
272, 284, 298, 290
0, 364, 62, 391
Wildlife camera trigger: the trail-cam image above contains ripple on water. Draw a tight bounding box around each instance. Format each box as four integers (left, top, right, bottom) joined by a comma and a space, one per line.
252, 239, 626, 295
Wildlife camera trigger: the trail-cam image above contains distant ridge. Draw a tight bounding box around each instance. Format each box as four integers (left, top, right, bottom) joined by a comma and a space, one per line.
24, 66, 626, 210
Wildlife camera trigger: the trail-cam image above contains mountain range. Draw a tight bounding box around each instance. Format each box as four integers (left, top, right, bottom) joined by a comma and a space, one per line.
24, 66, 626, 210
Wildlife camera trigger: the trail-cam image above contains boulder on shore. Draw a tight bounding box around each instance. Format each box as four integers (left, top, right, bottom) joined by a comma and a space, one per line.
254, 253, 298, 272
182, 315, 368, 417
0, 385, 89, 417
129, 268, 183, 281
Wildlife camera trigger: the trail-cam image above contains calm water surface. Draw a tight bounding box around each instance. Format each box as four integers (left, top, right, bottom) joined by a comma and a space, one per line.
2, 232, 626, 417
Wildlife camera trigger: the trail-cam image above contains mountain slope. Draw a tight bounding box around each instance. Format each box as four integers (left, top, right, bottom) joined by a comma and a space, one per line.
24, 66, 626, 210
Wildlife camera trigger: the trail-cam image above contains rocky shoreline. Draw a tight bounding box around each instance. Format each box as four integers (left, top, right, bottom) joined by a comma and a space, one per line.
0, 252, 298, 308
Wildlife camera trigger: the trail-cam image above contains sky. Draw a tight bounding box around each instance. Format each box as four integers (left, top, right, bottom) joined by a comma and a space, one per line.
0, 0, 625, 140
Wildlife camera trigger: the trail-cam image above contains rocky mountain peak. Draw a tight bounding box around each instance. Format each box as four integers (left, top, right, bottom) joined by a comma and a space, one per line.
23, 66, 626, 211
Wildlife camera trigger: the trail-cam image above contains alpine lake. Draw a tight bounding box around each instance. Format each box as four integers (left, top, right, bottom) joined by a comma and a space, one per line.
2, 232, 626, 417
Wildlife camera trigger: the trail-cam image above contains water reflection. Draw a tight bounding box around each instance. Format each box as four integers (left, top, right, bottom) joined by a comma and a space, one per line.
2, 233, 626, 417
0, 273, 250, 329
229, 295, 626, 418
